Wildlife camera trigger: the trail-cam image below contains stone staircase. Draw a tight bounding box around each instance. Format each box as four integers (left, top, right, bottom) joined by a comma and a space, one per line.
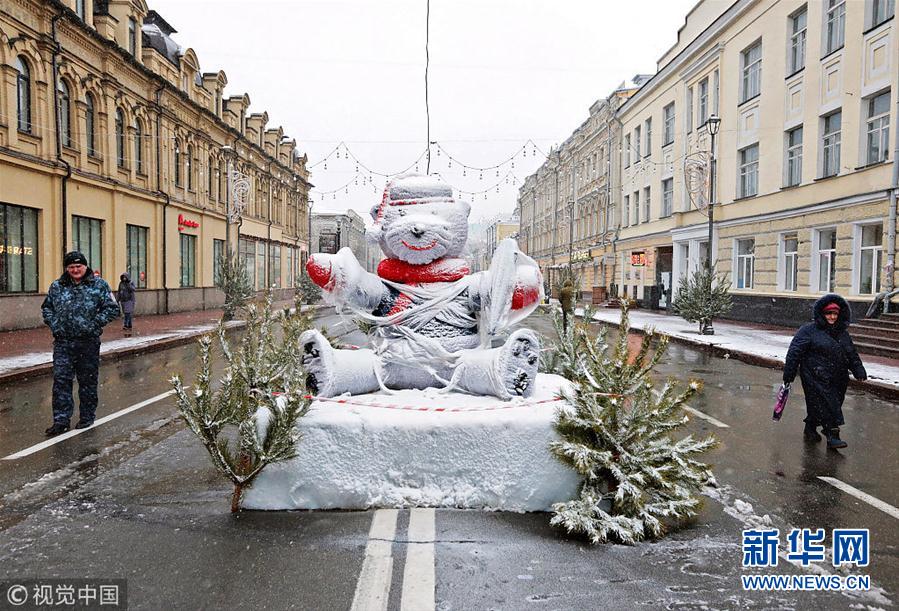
852, 313, 899, 359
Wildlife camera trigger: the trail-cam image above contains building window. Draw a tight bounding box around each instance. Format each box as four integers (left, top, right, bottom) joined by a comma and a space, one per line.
270, 244, 282, 288
58, 80, 71, 147
789, 6, 807, 74
713, 69, 720, 114
815, 228, 837, 292
208, 156, 215, 197
645, 118, 652, 155
180, 233, 196, 287
76, 0, 85, 20
85, 93, 96, 156
661, 178, 674, 217
0, 203, 39, 293
256, 241, 267, 290
174, 140, 182, 186
822, 111, 842, 177
134, 120, 144, 174
128, 17, 137, 56
16, 56, 31, 133
866, 91, 890, 164
663, 103, 675, 146
736, 238, 755, 289
213, 238, 225, 285
624, 134, 631, 167
126, 224, 148, 288
634, 126, 642, 158
643, 186, 651, 222
219, 160, 227, 202
871, 0, 895, 28
286, 246, 294, 288
623, 195, 630, 227
632, 191, 640, 225
186, 145, 194, 191
825, 0, 846, 55
739, 144, 759, 197
72, 216, 102, 276
686, 86, 694, 133
115, 108, 125, 168
782, 233, 799, 292
740, 41, 762, 103
698, 77, 709, 125
239, 237, 256, 288
785, 126, 803, 187
857, 224, 883, 294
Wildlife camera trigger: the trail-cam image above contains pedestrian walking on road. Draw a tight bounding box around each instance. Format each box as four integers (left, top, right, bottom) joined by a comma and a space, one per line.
41, 251, 120, 436
117, 272, 137, 332
782, 294, 867, 450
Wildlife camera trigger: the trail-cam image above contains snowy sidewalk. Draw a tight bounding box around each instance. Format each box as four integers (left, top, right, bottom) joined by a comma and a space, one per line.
0, 300, 316, 383
578, 306, 899, 396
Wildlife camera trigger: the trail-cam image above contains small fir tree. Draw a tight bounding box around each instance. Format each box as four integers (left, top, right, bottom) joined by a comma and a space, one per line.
297, 268, 322, 305
671, 265, 733, 335
548, 306, 718, 544
215, 252, 255, 321
171, 293, 313, 512
541, 304, 603, 381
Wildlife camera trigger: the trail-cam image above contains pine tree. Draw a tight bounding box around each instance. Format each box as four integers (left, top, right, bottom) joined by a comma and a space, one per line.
541, 304, 604, 381
548, 306, 718, 544
215, 252, 255, 321
671, 265, 733, 335
297, 269, 322, 305
171, 293, 313, 512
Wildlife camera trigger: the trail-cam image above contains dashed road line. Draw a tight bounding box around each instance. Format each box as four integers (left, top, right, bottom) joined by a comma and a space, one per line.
683, 405, 730, 428
818, 477, 899, 520
401, 508, 436, 611
2, 389, 180, 461
351, 509, 399, 611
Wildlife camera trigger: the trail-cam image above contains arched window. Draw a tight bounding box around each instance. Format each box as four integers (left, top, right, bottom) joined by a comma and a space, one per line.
58, 80, 71, 147
16, 56, 31, 133
208, 155, 215, 197
219, 160, 227, 202
85, 93, 96, 156
186, 144, 194, 190
115, 108, 125, 168
134, 119, 144, 174
174, 140, 182, 186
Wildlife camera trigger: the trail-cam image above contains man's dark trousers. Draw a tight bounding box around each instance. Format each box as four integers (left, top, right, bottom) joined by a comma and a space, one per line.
52, 338, 101, 425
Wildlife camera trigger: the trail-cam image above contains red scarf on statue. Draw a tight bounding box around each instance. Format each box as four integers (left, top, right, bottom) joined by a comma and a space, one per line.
377, 258, 469, 285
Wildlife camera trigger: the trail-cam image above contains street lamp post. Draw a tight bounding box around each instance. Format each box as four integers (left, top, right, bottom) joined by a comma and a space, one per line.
704, 114, 721, 335
221, 145, 233, 257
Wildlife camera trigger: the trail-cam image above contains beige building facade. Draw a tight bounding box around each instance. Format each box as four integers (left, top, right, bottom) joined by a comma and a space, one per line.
0, 0, 311, 330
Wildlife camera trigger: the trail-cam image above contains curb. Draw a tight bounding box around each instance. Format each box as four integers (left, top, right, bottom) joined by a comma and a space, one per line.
0, 303, 329, 387
583, 315, 899, 402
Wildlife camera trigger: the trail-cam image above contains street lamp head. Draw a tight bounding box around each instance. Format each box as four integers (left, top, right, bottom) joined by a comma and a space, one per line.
706, 114, 721, 136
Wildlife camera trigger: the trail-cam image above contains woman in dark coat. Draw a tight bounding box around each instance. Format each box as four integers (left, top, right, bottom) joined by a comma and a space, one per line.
117, 273, 136, 331
783, 294, 867, 449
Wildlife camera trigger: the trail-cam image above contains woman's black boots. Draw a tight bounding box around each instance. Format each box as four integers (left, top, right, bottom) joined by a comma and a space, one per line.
826, 428, 848, 450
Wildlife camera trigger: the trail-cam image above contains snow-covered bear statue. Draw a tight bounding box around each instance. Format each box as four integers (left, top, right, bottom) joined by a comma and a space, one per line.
301, 174, 543, 399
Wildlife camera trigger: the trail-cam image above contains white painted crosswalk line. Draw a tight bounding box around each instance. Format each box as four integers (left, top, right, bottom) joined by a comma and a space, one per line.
401, 508, 436, 611
351, 509, 398, 611
818, 477, 899, 520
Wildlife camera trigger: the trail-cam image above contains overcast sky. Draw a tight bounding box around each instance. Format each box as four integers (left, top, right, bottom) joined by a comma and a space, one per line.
151, 0, 697, 223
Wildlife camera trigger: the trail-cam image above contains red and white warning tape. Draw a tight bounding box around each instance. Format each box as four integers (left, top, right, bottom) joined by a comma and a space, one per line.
302, 395, 565, 412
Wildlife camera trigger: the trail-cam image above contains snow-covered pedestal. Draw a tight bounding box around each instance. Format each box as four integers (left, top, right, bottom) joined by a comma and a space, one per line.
242, 374, 581, 512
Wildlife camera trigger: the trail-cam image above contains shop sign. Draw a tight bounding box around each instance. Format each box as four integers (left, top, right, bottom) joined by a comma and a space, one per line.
631, 251, 646, 267
178, 214, 200, 231
570, 250, 591, 263
0, 245, 34, 256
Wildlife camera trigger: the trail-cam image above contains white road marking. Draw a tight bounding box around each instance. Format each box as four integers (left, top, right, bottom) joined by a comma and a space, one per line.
2, 389, 180, 461
401, 508, 436, 611
818, 477, 899, 520
351, 509, 399, 611
683, 406, 730, 429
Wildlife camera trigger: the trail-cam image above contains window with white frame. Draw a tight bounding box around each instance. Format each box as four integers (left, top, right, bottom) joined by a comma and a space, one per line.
736, 239, 755, 289
663, 103, 675, 145
857, 223, 883, 294
870, 0, 895, 28
785, 126, 803, 187
634, 126, 642, 158
740, 41, 762, 103
623, 195, 630, 227
822, 111, 841, 177
686, 86, 694, 133
866, 91, 890, 164
624, 134, 631, 167
662, 178, 673, 217
825, 0, 846, 55
698, 78, 709, 125
789, 6, 807, 74
713, 69, 720, 113
782, 233, 799, 291
815, 228, 837, 292
632, 191, 640, 225
643, 186, 651, 222
645, 118, 652, 155
739, 144, 759, 198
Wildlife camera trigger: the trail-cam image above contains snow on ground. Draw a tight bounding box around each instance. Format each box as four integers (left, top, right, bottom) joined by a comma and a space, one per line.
243, 373, 582, 511
581, 307, 899, 391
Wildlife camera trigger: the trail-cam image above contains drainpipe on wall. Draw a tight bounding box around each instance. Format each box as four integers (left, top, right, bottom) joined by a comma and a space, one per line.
885, 87, 899, 312
154, 83, 170, 315
51, 12, 71, 258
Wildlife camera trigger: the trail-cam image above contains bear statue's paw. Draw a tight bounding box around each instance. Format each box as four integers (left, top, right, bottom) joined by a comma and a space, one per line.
300, 329, 337, 397
498, 329, 540, 398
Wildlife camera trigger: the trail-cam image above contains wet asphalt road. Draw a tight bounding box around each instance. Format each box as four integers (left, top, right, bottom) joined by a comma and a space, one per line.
0, 308, 895, 610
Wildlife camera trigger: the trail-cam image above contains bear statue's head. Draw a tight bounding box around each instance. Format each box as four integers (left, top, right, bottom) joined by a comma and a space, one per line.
368, 174, 471, 265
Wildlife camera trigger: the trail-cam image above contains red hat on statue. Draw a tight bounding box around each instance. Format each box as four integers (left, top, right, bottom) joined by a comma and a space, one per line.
823, 302, 841, 313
